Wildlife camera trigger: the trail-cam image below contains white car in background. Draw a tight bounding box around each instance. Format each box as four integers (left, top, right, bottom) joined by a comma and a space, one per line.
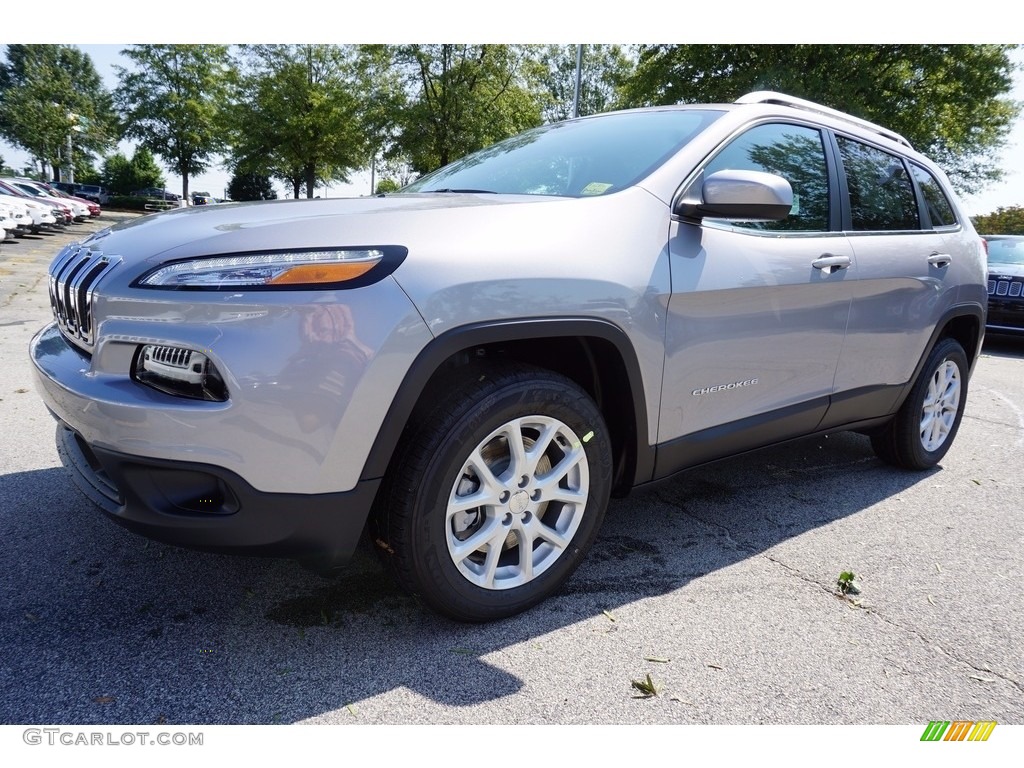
9, 178, 91, 222
0, 191, 56, 232
0, 198, 33, 237
0, 204, 17, 239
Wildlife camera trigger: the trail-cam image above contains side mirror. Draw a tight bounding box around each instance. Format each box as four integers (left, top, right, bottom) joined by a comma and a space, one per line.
675, 169, 793, 221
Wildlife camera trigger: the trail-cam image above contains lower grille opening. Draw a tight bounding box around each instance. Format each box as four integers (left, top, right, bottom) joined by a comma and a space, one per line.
146, 468, 239, 516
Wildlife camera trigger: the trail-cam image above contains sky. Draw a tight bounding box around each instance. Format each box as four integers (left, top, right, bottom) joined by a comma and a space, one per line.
5, 6, 1023, 213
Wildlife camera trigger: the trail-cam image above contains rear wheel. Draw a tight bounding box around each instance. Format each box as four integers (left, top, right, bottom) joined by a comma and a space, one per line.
871, 337, 969, 470
371, 364, 612, 621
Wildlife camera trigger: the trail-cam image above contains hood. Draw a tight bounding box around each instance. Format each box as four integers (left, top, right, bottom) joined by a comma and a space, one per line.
79, 194, 558, 268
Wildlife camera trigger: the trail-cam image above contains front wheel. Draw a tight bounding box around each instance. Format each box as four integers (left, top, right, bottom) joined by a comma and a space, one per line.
871, 337, 969, 470
371, 364, 613, 621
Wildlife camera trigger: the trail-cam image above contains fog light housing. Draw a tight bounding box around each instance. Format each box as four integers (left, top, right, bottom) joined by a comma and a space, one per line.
133, 344, 228, 401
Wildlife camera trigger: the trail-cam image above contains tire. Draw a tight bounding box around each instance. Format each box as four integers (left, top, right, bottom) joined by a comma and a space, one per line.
371, 363, 613, 622
870, 337, 969, 470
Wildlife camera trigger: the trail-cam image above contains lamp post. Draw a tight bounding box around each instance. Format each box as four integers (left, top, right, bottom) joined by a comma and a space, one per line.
572, 45, 584, 118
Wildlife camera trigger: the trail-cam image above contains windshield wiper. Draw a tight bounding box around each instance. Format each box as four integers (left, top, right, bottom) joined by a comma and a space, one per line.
423, 188, 496, 194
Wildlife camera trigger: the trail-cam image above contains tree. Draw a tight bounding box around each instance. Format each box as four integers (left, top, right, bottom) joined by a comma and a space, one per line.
538, 44, 634, 123
115, 45, 232, 200
226, 45, 369, 199
972, 206, 1024, 234
102, 147, 165, 195
383, 45, 546, 174
227, 171, 277, 201
619, 44, 1019, 194
0, 44, 117, 181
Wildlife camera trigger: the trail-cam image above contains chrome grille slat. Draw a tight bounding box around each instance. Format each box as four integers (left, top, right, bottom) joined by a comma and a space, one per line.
46, 244, 119, 351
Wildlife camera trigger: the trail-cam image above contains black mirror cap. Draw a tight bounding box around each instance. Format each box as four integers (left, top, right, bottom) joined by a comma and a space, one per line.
675, 169, 793, 222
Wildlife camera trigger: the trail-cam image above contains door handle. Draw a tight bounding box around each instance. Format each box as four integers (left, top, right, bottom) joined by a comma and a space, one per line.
927, 252, 952, 268
812, 254, 851, 273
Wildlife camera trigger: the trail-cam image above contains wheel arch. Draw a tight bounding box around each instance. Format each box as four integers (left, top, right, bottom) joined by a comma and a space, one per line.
359, 318, 655, 495
893, 302, 985, 413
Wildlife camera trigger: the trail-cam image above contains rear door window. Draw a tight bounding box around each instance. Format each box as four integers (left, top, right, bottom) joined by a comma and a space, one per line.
836, 136, 919, 231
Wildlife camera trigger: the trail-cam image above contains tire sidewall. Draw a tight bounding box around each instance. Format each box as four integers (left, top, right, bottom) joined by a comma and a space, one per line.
905, 339, 969, 467
406, 374, 612, 620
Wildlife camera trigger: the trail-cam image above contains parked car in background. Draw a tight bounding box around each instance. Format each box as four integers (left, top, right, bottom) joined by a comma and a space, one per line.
0, 184, 57, 232
0, 203, 17, 239
11, 178, 98, 221
75, 184, 112, 205
0, 179, 65, 229
7, 178, 89, 222
32, 91, 988, 621
131, 187, 180, 201
191, 193, 216, 206
0, 196, 33, 236
52, 181, 82, 196
981, 234, 1024, 334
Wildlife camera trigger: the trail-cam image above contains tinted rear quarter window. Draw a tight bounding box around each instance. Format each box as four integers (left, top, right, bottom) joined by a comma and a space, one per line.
910, 164, 957, 228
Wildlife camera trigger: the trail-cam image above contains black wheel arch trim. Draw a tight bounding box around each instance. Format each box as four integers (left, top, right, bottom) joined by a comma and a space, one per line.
359, 317, 655, 487
892, 302, 985, 412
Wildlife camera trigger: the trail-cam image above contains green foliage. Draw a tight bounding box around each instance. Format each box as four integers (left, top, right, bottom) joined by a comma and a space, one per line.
115, 45, 232, 199
375, 178, 401, 194
383, 45, 546, 174
105, 195, 159, 211
971, 205, 1024, 234
620, 44, 1019, 195
226, 45, 368, 199
227, 171, 277, 201
538, 44, 634, 122
102, 147, 165, 195
0, 44, 118, 180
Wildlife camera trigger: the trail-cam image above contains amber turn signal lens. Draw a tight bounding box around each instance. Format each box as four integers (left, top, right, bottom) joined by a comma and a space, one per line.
267, 261, 378, 285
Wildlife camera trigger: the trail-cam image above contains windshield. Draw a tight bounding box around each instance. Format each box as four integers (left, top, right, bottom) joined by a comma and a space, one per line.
986, 237, 1024, 266
402, 109, 723, 198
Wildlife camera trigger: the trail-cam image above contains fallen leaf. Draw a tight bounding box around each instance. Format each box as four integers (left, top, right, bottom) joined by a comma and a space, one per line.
935, 563, 942, 573
644, 656, 671, 663
631, 673, 659, 698
14, 388, 28, 394
602, 610, 617, 623
971, 479, 981, 485
94, 696, 115, 704
707, 663, 723, 670
346, 704, 358, 716
927, 595, 935, 606
969, 675, 996, 683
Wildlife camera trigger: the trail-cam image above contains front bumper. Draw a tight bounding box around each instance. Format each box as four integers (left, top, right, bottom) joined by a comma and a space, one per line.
55, 422, 379, 559
986, 297, 1024, 334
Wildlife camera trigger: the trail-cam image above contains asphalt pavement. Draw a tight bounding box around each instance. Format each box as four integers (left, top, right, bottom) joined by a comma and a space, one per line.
0, 213, 1021, 727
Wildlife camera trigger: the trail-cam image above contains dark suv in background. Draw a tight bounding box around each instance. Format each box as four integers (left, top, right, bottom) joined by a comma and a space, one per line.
32, 91, 987, 621
981, 235, 1024, 334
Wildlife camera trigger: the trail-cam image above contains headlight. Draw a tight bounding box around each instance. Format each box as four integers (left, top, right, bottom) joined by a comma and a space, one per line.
137, 248, 395, 289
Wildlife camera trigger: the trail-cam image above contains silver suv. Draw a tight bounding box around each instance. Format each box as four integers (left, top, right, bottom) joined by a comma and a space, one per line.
31, 92, 987, 621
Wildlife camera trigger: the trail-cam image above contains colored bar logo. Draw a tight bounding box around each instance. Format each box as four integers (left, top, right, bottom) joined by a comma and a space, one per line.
921, 721, 997, 741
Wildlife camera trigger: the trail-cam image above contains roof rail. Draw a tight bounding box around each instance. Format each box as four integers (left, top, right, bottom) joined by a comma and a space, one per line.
735, 91, 912, 149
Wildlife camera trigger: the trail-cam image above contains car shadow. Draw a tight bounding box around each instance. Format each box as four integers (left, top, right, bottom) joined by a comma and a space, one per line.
0, 431, 938, 724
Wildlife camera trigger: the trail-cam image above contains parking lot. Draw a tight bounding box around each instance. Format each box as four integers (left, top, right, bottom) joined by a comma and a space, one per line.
1, 214, 1022, 727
